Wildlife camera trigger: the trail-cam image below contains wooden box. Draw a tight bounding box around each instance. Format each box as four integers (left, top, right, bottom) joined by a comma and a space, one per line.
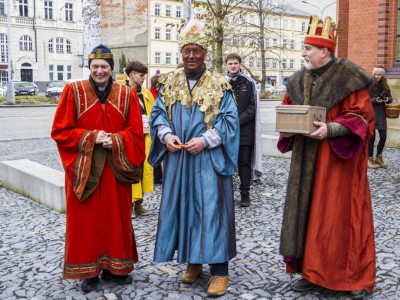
275, 105, 326, 134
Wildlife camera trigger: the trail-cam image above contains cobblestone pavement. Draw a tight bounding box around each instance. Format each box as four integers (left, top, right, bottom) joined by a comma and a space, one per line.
0, 138, 399, 300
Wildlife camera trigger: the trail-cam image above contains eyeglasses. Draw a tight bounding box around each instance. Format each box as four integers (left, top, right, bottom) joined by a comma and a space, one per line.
182, 48, 203, 56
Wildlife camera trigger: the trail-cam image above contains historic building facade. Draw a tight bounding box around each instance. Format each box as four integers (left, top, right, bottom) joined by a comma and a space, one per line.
0, 0, 83, 89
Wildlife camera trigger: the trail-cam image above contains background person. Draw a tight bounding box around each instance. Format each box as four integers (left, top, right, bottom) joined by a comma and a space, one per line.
149, 73, 163, 184
125, 60, 155, 216
277, 17, 376, 300
367, 66, 393, 169
51, 44, 145, 293
148, 19, 239, 297
225, 53, 262, 207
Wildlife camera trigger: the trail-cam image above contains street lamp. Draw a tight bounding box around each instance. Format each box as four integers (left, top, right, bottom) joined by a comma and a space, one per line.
301, 0, 336, 19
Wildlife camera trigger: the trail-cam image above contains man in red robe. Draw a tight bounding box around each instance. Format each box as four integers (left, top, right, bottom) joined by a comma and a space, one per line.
277, 17, 376, 300
51, 44, 145, 293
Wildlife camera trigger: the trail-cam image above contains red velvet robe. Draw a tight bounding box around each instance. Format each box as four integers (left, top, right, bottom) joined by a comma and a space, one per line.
279, 88, 376, 292
51, 80, 145, 279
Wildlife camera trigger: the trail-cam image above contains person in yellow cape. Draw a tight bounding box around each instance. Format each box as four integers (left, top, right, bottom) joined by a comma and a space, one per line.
125, 60, 155, 216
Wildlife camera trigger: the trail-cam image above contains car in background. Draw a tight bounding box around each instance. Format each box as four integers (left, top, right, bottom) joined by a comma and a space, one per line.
274, 84, 287, 94
257, 84, 274, 94
13, 81, 38, 96
45, 81, 67, 97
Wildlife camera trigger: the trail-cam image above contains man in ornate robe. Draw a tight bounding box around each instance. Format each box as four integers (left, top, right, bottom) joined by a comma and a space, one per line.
277, 17, 376, 300
148, 19, 239, 297
51, 44, 145, 293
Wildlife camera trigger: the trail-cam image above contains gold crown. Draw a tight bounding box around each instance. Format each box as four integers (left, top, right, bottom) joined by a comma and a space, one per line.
88, 49, 113, 59
307, 16, 337, 41
180, 18, 208, 51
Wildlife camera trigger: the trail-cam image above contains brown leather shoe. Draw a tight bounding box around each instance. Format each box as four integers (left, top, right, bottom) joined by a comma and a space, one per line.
367, 157, 379, 169
375, 155, 388, 169
134, 202, 149, 216
207, 276, 229, 297
181, 264, 202, 283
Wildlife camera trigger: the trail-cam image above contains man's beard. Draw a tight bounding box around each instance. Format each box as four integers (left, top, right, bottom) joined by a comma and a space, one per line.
304, 60, 315, 70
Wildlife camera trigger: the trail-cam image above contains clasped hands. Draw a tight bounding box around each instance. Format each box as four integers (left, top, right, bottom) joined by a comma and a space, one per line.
165, 135, 205, 155
96, 130, 113, 150
281, 121, 327, 140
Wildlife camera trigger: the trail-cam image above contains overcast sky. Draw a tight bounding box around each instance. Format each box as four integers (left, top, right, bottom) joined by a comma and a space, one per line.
286, 0, 337, 21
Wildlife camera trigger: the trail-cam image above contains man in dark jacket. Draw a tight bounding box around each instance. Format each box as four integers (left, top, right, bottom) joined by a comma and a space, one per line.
225, 53, 258, 207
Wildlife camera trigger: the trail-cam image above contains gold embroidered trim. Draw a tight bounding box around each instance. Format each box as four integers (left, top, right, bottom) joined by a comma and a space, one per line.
345, 112, 368, 125
159, 68, 231, 129
64, 254, 134, 279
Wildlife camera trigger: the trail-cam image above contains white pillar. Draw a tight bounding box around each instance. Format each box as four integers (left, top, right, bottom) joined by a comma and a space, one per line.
6, 0, 15, 104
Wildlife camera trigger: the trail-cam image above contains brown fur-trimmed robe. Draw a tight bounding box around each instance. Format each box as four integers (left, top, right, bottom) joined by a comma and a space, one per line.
280, 58, 371, 258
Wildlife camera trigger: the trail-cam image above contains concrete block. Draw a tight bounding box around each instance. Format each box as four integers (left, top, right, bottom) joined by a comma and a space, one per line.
0, 159, 65, 213
261, 134, 291, 158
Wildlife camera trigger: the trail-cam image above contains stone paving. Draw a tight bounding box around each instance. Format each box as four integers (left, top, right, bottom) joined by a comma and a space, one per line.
0, 138, 399, 300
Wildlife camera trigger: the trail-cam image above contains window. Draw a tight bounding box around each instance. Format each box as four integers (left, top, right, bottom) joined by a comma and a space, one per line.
0, 71, 7, 83
65, 3, 73, 21
241, 37, 246, 46
266, 59, 270, 68
66, 40, 71, 53
155, 52, 161, 64
290, 20, 296, 30
0, 0, 5, 16
19, 0, 28, 17
282, 59, 287, 69
301, 21, 307, 32
56, 38, 64, 53
266, 17, 271, 27
0, 33, 7, 63
155, 28, 161, 40
283, 19, 288, 30
272, 38, 277, 47
166, 5, 171, 17
257, 59, 262, 68
166, 28, 171, 41
155, 3, 160, 16
250, 15, 255, 25
57, 65, 64, 80
48, 38, 54, 52
67, 65, 72, 80
250, 39, 256, 47
249, 57, 254, 68
19, 35, 32, 51
176, 6, 181, 18
265, 38, 270, 48
165, 52, 171, 65
301, 40, 304, 50
176, 52, 180, 65
49, 65, 54, 81
290, 59, 294, 69
282, 39, 288, 48
272, 59, 278, 69
44, 1, 53, 19
290, 39, 295, 50
273, 18, 279, 28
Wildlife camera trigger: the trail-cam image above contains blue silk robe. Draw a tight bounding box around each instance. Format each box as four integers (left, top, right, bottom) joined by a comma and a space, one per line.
148, 83, 239, 264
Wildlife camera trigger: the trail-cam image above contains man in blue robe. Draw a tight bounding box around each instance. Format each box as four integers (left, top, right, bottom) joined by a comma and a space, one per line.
148, 18, 239, 297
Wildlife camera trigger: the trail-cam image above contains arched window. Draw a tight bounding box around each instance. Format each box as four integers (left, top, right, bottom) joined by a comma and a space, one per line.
66, 39, 71, 54
56, 37, 64, 53
19, 35, 32, 51
48, 38, 54, 52
0, 33, 7, 62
